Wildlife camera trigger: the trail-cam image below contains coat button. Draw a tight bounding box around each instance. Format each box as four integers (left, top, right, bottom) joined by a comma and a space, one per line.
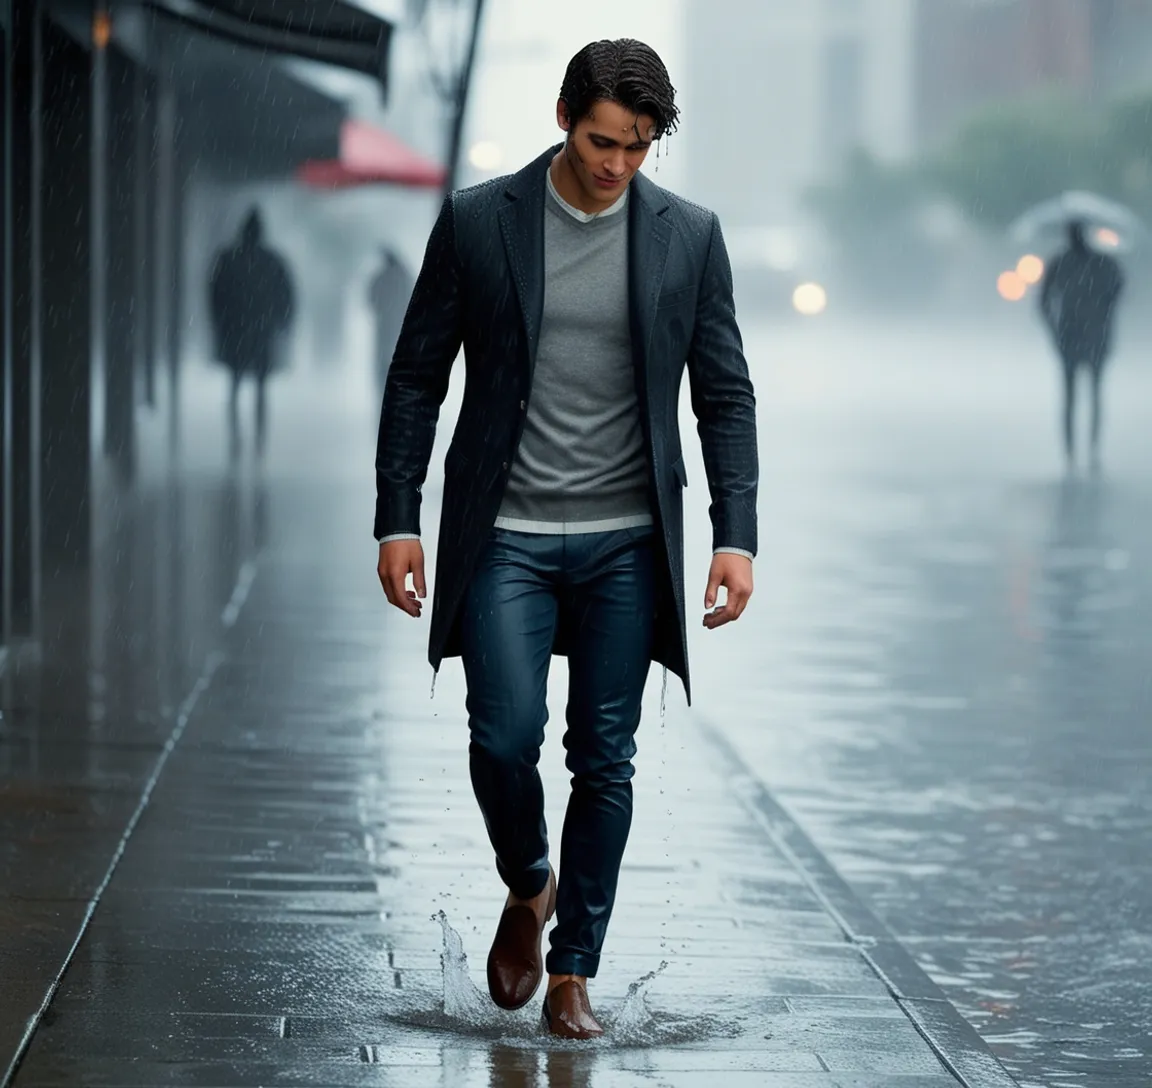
501, 461, 509, 470
519, 400, 526, 411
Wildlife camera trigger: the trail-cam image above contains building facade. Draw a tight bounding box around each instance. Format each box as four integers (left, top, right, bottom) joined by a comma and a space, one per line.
1, 0, 478, 660
914, 0, 1152, 150
681, 0, 916, 226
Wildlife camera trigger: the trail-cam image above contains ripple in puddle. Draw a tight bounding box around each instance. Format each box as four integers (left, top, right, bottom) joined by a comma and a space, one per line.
376, 912, 739, 1049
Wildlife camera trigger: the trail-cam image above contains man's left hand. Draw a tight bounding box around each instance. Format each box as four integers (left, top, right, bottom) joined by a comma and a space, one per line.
703, 553, 753, 629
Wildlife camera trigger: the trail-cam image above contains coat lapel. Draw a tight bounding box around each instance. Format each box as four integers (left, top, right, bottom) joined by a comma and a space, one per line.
628, 172, 672, 370
496, 151, 672, 377
497, 148, 552, 374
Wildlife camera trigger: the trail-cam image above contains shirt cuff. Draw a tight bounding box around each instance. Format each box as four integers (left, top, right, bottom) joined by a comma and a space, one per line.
714, 547, 754, 561
378, 533, 421, 545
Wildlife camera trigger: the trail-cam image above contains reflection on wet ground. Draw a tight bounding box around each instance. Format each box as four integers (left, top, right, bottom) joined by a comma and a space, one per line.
685, 324, 1152, 1088
4, 321, 1150, 1087
766, 477, 1152, 1088
0, 337, 997, 1087
3, 453, 974, 1084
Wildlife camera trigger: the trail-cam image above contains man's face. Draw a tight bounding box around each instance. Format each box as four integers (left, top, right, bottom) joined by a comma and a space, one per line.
557, 98, 657, 208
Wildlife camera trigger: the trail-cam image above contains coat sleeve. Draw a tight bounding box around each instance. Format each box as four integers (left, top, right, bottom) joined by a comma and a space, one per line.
373, 195, 464, 540
686, 213, 759, 557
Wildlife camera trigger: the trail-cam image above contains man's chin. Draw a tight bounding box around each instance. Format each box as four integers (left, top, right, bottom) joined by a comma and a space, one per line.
582, 183, 625, 208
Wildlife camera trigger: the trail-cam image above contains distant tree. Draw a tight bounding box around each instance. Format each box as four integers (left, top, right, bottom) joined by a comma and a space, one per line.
1102, 91, 1152, 221
926, 94, 1114, 230
804, 90, 1152, 301
804, 148, 944, 303
805, 148, 926, 237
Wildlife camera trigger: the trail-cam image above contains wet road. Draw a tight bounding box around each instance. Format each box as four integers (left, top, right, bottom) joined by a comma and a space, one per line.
682, 319, 1152, 1088
2, 315, 1150, 1086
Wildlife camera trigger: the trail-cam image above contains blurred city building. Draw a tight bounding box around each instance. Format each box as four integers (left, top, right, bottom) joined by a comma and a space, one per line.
681, 0, 1152, 316
685, 0, 1152, 223
683, 0, 916, 225
0, 0, 483, 661
914, 0, 1152, 150
681, 0, 918, 314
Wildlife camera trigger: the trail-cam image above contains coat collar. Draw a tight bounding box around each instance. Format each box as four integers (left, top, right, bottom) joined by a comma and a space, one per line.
627, 170, 673, 367
496, 148, 551, 365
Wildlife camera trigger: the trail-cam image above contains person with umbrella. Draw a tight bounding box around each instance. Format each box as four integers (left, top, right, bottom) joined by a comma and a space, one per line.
1039, 219, 1125, 470
1012, 192, 1133, 470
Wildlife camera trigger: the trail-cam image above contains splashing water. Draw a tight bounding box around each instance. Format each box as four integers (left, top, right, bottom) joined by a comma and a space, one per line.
377, 913, 739, 1048
436, 909, 488, 1021
608, 961, 667, 1037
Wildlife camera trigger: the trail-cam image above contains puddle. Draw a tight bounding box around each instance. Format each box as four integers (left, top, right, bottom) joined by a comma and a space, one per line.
375, 911, 739, 1049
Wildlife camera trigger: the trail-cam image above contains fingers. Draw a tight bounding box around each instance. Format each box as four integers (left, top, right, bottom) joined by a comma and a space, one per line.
727, 586, 751, 622
704, 571, 723, 610
702, 590, 750, 629
702, 606, 731, 629
413, 552, 427, 600
702, 583, 752, 629
394, 575, 422, 616
378, 562, 422, 617
377, 541, 426, 618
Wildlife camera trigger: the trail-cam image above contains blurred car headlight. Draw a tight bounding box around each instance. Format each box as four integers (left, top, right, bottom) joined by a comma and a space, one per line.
792, 282, 827, 316
997, 270, 1027, 302
1016, 254, 1044, 284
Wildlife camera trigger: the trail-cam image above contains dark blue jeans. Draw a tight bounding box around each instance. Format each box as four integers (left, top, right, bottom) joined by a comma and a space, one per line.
460, 525, 655, 978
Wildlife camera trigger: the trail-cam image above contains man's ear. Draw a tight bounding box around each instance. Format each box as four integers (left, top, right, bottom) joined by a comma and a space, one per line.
556, 97, 572, 132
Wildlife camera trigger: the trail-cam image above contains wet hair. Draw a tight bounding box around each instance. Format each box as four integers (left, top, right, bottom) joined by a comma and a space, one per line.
559, 39, 679, 140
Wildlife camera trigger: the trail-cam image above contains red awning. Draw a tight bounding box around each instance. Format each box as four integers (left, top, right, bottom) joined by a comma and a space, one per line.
297, 119, 446, 190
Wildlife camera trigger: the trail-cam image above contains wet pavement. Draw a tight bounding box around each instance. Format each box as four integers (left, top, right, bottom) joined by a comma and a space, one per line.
2, 509, 988, 1086
682, 321, 1152, 1088
3, 318, 1150, 1086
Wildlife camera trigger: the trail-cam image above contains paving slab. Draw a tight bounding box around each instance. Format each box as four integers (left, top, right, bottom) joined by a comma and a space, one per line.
0, 332, 1036, 1087
1, 473, 1022, 1088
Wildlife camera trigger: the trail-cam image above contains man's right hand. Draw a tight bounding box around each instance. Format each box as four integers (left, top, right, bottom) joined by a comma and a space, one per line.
378, 540, 426, 617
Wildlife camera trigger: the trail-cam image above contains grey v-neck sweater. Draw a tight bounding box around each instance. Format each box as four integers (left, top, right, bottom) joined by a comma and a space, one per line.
493, 176, 652, 534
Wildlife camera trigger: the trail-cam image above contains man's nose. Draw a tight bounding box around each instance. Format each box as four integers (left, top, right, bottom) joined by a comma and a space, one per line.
604, 151, 626, 177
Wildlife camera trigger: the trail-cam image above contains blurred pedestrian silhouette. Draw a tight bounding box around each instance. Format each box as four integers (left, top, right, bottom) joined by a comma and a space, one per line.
209, 208, 296, 458
367, 247, 414, 394
1039, 220, 1124, 470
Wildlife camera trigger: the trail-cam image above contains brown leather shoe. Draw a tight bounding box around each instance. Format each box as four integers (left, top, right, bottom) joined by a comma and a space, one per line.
486, 868, 556, 1010
542, 980, 604, 1040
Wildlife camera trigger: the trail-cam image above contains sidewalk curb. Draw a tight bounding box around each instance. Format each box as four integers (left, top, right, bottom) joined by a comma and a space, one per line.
694, 715, 1021, 1088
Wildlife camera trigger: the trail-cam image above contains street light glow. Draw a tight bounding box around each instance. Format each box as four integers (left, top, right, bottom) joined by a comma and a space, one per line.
468, 140, 504, 172
92, 9, 112, 50
792, 282, 827, 316
1016, 254, 1044, 284
997, 270, 1027, 302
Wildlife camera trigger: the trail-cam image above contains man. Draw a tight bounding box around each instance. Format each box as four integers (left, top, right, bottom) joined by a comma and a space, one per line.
209, 207, 295, 458
1039, 219, 1125, 471
374, 39, 757, 1039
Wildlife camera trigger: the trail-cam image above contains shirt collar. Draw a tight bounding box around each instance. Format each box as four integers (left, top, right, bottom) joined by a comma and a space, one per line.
545, 165, 628, 222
